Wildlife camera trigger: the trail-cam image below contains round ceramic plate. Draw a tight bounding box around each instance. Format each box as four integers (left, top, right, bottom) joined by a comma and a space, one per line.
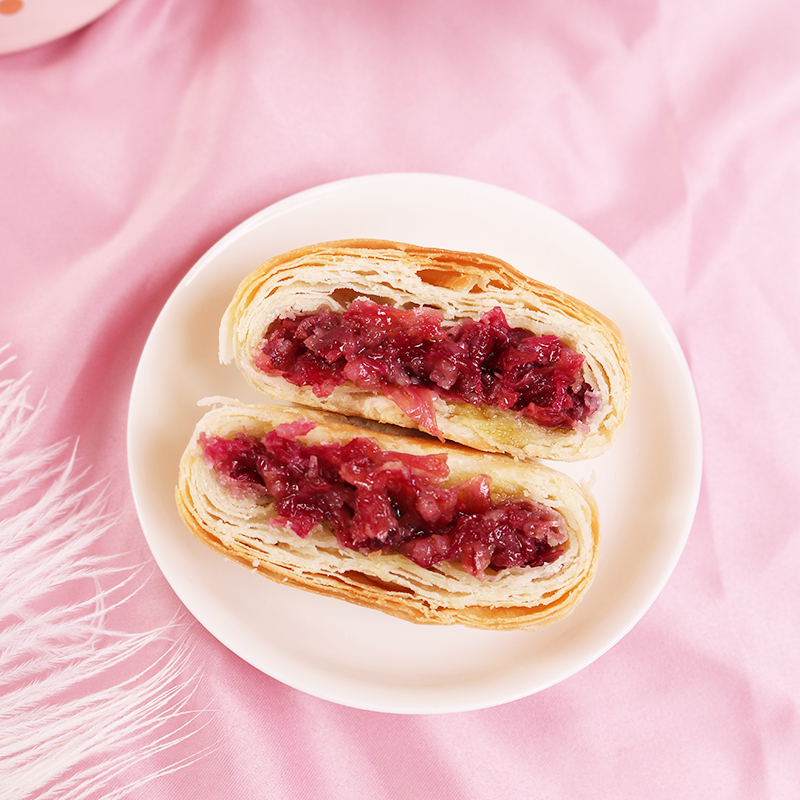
0, 0, 122, 55
127, 173, 702, 714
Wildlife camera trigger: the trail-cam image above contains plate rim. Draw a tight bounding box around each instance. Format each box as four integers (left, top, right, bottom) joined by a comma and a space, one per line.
0, 0, 123, 56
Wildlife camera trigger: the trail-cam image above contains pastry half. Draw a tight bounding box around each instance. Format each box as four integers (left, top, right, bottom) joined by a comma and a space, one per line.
219, 239, 631, 461
176, 402, 600, 630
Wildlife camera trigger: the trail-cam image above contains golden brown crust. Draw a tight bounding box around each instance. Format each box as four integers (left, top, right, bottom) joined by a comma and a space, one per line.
176, 401, 600, 630
219, 239, 631, 461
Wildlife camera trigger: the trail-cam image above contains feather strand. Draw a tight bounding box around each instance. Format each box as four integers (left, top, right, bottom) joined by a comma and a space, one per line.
0, 347, 214, 800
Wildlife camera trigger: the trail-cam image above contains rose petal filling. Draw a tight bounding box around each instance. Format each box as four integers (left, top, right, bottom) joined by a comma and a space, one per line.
200, 421, 567, 577
256, 300, 598, 436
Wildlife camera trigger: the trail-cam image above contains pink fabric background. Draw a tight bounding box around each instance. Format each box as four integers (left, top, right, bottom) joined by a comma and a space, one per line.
2, 0, 799, 797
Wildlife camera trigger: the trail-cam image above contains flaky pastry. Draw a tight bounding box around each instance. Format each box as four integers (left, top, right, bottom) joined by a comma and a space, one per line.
220, 239, 630, 461
176, 403, 600, 630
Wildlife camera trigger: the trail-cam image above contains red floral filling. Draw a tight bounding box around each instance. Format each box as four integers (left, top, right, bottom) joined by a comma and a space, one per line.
255, 300, 598, 437
200, 419, 567, 577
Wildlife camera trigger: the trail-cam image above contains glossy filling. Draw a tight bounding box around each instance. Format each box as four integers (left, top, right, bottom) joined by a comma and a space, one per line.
200, 419, 567, 578
255, 300, 598, 436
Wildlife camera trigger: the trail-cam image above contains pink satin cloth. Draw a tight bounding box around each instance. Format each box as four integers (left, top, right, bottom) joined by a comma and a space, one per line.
2, 1, 798, 797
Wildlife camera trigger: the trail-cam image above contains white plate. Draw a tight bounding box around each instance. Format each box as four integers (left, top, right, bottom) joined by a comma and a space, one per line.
0, 0, 122, 55
127, 173, 702, 714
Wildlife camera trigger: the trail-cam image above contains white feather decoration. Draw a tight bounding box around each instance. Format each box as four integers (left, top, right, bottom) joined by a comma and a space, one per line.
0, 347, 212, 800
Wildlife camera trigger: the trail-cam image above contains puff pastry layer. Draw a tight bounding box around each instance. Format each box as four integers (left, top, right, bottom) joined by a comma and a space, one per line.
220, 239, 631, 461
176, 403, 600, 630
